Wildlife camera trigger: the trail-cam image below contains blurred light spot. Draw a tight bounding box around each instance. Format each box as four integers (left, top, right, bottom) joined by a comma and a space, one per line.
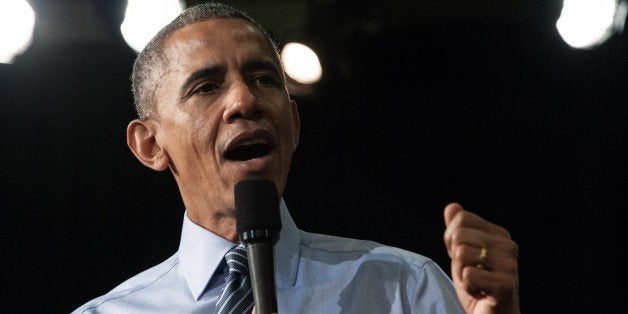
281, 42, 322, 85
614, 1, 627, 33
120, 0, 185, 53
556, 0, 620, 49
0, 0, 35, 64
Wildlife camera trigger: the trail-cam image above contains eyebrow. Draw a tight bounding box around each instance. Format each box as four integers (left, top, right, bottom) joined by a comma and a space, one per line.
241, 59, 281, 78
178, 58, 282, 99
179, 65, 225, 98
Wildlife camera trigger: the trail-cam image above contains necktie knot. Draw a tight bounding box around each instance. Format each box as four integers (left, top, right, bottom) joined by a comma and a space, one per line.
225, 244, 249, 276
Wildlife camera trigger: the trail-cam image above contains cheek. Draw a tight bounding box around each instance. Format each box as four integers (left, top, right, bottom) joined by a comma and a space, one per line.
160, 114, 218, 163
187, 118, 208, 142
280, 108, 298, 147
183, 105, 222, 143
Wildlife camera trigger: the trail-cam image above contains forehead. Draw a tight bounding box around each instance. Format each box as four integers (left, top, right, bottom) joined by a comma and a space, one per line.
162, 18, 277, 68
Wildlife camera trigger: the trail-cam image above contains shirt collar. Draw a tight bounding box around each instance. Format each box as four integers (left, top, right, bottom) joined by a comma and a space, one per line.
178, 198, 300, 300
275, 198, 300, 288
178, 211, 235, 300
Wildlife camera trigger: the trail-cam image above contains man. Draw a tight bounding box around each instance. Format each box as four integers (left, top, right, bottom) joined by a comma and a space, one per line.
74, 2, 519, 313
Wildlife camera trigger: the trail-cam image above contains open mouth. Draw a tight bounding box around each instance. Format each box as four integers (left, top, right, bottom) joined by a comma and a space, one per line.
224, 142, 274, 161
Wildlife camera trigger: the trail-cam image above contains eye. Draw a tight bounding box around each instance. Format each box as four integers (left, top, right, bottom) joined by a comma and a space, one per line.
254, 74, 280, 86
193, 82, 221, 95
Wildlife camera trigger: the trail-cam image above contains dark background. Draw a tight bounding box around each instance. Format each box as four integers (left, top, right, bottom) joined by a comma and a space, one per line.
1, 0, 626, 313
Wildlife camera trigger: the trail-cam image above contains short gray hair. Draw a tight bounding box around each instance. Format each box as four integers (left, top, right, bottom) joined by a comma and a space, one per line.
131, 2, 282, 120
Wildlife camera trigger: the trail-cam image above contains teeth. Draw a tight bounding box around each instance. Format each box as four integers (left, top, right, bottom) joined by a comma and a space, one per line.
235, 139, 267, 147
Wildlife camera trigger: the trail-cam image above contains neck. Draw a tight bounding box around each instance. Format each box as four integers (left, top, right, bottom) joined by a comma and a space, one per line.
186, 208, 240, 243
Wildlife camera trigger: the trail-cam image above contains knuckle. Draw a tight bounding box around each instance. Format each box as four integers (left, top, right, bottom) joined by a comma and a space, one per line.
450, 229, 464, 244
453, 245, 467, 260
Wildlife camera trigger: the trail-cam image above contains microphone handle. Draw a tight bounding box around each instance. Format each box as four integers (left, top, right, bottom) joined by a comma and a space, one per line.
246, 242, 278, 314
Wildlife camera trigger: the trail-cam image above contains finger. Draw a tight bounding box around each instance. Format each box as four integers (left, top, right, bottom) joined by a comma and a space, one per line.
450, 243, 489, 281
452, 243, 518, 273
443, 202, 464, 252
444, 202, 464, 227
448, 226, 517, 251
448, 232, 519, 270
447, 227, 485, 246
445, 208, 511, 241
450, 244, 479, 283
460, 265, 519, 300
444, 227, 485, 257
453, 245, 490, 270
444, 220, 497, 257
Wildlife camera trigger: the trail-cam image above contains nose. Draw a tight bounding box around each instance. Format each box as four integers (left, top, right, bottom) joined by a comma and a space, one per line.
222, 80, 260, 122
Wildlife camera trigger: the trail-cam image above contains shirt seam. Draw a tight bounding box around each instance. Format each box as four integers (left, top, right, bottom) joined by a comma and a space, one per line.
299, 241, 432, 267
298, 241, 377, 255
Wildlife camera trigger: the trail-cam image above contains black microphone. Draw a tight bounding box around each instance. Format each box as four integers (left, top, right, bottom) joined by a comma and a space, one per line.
235, 178, 281, 314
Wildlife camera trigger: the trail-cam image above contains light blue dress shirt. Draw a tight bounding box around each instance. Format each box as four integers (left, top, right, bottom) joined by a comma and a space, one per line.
73, 199, 464, 313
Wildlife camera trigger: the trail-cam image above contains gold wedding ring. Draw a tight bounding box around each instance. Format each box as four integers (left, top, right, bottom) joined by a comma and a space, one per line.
476, 247, 488, 269
479, 247, 488, 260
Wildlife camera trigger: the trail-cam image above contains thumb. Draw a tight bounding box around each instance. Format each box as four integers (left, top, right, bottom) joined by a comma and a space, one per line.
444, 202, 464, 227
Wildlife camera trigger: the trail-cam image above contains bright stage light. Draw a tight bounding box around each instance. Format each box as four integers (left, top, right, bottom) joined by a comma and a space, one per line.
281, 42, 323, 85
556, 0, 622, 49
120, 0, 185, 53
0, 0, 36, 64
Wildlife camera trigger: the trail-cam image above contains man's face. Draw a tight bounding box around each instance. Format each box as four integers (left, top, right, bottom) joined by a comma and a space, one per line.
151, 19, 299, 217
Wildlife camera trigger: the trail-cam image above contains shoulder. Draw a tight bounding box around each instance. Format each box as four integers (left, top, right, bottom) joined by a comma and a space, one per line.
299, 230, 434, 268
109, 253, 180, 293
72, 254, 181, 314
296, 230, 460, 311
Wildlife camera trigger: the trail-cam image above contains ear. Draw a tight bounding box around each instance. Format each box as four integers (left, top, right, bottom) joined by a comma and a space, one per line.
126, 119, 169, 171
290, 99, 301, 151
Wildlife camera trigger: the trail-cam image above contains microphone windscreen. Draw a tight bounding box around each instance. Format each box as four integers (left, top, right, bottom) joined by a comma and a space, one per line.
235, 178, 281, 234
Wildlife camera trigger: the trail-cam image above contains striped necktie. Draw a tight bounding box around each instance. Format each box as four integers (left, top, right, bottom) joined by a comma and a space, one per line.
216, 244, 254, 314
